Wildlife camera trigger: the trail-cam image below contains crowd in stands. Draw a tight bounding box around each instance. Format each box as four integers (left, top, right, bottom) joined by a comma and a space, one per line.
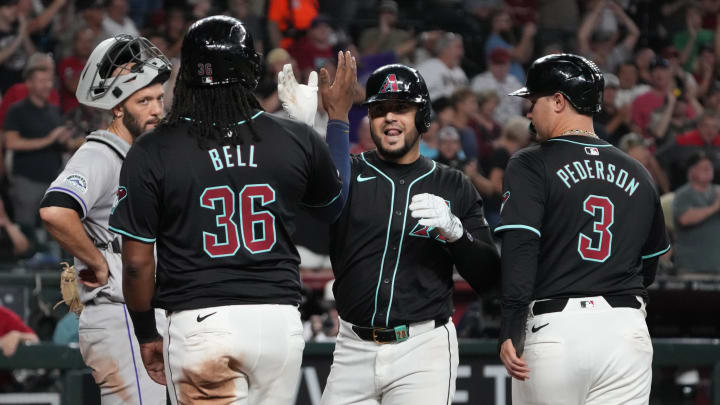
1, 0, 720, 345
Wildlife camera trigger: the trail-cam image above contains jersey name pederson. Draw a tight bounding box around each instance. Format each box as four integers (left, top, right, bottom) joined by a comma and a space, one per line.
208, 145, 258, 171
556, 159, 640, 196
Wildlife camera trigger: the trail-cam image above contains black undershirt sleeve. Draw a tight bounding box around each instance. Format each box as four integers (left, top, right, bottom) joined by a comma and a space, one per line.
449, 229, 501, 295
39, 191, 84, 218
498, 229, 540, 356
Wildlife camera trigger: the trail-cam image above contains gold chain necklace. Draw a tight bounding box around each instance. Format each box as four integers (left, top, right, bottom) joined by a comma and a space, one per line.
560, 129, 598, 138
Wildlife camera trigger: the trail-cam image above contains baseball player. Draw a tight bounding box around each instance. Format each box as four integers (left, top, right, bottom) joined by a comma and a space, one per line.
280, 64, 501, 405
108, 16, 355, 405
38, 35, 171, 404
497, 54, 670, 405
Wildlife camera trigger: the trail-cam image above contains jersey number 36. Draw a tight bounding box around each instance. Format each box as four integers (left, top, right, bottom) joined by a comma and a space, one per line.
200, 184, 276, 257
578, 195, 614, 262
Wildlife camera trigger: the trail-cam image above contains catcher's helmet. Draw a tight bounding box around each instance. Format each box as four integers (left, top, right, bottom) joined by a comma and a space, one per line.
76, 35, 171, 110
180, 15, 262, 89
363, 64, 432, 133
509, 53, 604, 115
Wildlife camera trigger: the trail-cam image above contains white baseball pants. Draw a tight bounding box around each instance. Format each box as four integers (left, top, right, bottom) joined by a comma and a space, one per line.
512, 296, 653, 405
78, 302, 167, 405
163, 304, 304, 405
321, 317, 458, 405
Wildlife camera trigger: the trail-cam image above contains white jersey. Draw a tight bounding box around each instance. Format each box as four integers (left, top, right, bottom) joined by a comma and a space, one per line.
45, 130, 130, 304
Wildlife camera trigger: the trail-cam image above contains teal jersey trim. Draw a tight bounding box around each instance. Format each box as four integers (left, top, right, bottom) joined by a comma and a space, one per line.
301, 189, 342, 208
181, 110, 263, 126
494, 224, 542, 237
547, 138, 613, 148
642, 244, 671, 260
361, 152, 397, 327
109, 226, 156, 243
385, 161, 437, 326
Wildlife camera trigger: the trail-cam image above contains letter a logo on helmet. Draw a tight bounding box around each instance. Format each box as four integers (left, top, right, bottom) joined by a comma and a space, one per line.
380, 74, 399, 93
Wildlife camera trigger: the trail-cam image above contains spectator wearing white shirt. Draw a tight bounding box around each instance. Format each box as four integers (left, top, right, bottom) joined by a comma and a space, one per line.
101, 0, 138, 39
470, 48, 523, 125
615, 61, 650, 108
416, 32, 468, 100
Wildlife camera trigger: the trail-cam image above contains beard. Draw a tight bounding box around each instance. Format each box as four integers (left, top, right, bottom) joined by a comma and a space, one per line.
370, 127, 422, 160
122, 107, 145, 139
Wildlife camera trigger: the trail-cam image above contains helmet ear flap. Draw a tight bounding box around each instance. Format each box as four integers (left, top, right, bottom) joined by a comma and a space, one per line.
415, 100, 431, 133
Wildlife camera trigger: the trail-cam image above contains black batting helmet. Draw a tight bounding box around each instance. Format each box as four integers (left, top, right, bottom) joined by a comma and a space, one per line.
180, 15, 262, 89
363, 64, 432, 133
509, 53, 604, 115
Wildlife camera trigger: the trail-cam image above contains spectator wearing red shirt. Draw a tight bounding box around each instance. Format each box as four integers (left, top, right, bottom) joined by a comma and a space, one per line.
289, 14, 333, 81
0, 306, 37, 357
658, 112, 720, 190
0, 53, 58, 128
0, 306, 37, 390
58, 27, 94, 113
632, 57, 696, 141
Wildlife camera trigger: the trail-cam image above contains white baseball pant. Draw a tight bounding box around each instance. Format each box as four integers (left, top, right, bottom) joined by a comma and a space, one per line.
78, 302, 167, 405
513, 296, 652, 405
163, 304, 304, 405
321, 317, 458, 405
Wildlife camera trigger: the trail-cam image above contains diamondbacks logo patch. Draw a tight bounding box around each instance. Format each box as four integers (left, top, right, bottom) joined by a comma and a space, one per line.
380, 74, 399, 93
409, 199, 450, 243
64, 174, 88, 194
111, 186, 127, 215
500, 191, 510, 213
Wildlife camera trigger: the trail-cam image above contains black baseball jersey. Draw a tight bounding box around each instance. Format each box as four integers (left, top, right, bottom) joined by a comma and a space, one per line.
109, 112, 342, 311
496, 135, 670, 299
330, 150, 493, 328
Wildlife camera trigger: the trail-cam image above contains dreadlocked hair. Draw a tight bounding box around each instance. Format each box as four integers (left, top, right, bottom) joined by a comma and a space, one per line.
159, 74, 263, 150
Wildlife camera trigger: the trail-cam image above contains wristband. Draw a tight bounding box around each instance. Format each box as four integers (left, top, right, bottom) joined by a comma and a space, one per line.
127, 308, 160, 344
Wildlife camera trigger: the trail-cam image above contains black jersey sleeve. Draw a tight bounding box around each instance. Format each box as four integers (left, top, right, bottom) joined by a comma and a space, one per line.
495, 151, 545, 237
640, 197, 671, 260
109, 144, 160, 243
639, 197, 670, 286
456, 173, 493, 243
448, 173, 500, 293
498, 228, 540, 356
300, 125, 343, 210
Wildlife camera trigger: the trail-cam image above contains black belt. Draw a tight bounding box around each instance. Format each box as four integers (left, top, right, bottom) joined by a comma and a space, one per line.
95, 238, 121, 254
351, 318, 448, 344
532, 295, 642, 316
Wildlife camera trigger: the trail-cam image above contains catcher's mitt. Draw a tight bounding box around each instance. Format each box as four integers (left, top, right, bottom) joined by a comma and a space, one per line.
54, 262, 84, 315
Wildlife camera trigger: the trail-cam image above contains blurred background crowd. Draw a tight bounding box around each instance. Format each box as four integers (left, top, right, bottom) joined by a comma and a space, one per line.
0, 0, 719, 372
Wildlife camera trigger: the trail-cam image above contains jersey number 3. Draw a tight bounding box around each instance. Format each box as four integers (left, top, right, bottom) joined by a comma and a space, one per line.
578, 195, 614, 262
200, 184, 276, 257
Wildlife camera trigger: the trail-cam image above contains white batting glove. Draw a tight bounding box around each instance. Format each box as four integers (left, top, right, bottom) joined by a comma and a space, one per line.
409, 193, 464, 242
278, 64, 318, 128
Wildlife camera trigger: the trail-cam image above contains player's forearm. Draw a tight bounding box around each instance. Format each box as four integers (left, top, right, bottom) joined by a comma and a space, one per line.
121, 239, 156, 311
122, 239, 160, 343
39, 206, 106, 270
499, 230, 540, 353
309, 120, 350, 222
450, 231, 500, 294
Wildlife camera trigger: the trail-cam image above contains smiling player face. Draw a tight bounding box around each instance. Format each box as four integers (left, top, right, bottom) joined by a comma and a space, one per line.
368, 101, 421, 162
